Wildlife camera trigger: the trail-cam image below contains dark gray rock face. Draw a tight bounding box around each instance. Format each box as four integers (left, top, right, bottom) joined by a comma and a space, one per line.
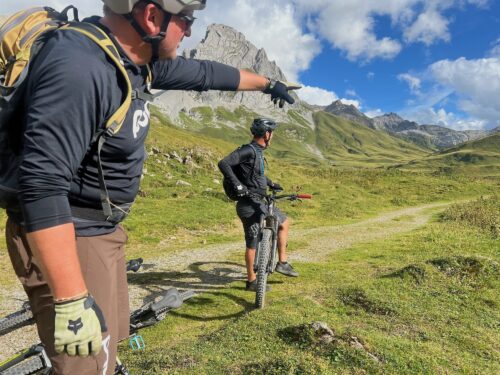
154, 23, 299, 119
324, 100, 376, 129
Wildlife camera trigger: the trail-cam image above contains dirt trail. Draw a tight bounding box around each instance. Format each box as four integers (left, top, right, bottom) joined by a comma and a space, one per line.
0, 202, 449, 361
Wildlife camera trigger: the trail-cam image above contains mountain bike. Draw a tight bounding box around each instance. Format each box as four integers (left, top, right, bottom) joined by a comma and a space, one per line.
252, 189, 311, 308
0, 260, 196, 375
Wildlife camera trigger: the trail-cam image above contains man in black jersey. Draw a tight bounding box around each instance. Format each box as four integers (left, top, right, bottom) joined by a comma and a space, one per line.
218, 118, 299, 292
5, 1, 299, 373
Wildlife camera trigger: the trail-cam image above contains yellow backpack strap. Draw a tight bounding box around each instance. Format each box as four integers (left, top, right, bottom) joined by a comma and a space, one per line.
63, 22, 131, 135
146, 63, 153, 87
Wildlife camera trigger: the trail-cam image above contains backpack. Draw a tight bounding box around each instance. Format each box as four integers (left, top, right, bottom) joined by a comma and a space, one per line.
0, 6, 134, 217
222, 143, 259, 201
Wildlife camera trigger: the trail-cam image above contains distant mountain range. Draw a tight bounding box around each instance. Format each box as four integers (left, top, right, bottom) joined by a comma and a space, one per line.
325, 101, 496, 150
153, 24, 495, 151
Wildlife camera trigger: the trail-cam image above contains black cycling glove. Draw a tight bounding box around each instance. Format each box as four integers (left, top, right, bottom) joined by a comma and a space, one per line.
263, 79, 300, 108
235, 184, 249, 197
271, 183, 283, 191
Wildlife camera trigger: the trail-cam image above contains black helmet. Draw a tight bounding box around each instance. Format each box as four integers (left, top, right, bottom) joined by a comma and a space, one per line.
250, 118, 278, 136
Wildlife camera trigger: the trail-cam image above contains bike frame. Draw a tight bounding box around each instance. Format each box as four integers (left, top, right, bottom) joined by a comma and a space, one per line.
254, 190, 311, 274
251, 190, 311, 309
254, 193, 280, 275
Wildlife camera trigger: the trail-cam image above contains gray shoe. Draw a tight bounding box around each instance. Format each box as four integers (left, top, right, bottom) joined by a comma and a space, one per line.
246, 279, 271, 291
275, 262, 299, 277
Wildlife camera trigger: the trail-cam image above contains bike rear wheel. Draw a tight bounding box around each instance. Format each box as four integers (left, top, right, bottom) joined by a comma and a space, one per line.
0, 355, 45, 375
255, 229, 272, 309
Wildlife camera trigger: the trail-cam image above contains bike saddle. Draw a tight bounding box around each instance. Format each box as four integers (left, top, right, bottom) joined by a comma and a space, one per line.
150, 288, 183, 312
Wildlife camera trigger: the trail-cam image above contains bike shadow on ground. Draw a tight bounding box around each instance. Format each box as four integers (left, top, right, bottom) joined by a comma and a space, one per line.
127, 261, 280, 321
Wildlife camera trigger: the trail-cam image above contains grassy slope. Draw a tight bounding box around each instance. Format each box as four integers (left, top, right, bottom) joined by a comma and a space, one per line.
0, 106, 498, 373
4, 107, 496, 285
176, 106, 431, 167
119, 201, 499, 374
119, 112, 500, 373
403, 133, 500, 177
312, 112, 429, 166
120, 107, 498, 260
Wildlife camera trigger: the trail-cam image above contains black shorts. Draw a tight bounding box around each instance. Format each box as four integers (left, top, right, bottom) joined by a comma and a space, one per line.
236, 197, 287, 249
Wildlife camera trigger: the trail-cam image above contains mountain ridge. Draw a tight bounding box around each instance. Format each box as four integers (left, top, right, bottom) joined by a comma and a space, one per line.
326, 104, 492, 149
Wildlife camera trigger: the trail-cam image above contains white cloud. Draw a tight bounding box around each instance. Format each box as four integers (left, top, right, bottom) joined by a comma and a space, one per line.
367, 72, 375, 80
365, 109, 384, 118
3, 0, 491, 80
298, 0, 403, 61
404, 107, 487, 130
295, 0, 489, 62
487, 38, 500, 57
346, 89, 357, 97
429, 56, 500, 127
398, 73, 422, 94
2, 1, 102, 18
340, 99, 361, 109
403, 9, 450, 45
297, 86, 338, 106
184, 0, 321, 82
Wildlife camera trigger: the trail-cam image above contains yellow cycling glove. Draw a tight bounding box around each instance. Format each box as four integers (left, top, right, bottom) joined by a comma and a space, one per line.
54, 295, 107, 357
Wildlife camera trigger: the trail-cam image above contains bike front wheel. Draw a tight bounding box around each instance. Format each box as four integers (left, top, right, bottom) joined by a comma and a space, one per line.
255, 229, 272, 309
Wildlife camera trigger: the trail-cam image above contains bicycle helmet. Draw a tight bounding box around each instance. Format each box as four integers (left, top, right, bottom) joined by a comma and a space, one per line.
103, 0, 206, 15
250, 118, 278, 136
102, 0, 207, 61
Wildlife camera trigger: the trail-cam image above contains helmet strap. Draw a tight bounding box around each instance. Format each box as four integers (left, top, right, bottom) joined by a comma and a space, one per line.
124, 9, 172, 62
264, 131, 272, 148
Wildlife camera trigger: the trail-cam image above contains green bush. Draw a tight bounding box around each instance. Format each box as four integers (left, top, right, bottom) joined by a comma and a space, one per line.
440, 195, 500, 237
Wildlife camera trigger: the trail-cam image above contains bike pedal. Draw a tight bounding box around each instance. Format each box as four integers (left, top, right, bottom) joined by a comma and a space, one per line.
129, 334, 145, 350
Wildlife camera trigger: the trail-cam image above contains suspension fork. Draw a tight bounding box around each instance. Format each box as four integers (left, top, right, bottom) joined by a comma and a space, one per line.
253, 213, 267, 273
268, 215, 280, 273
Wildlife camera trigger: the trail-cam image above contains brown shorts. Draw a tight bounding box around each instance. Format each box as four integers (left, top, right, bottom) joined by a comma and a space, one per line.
5, 219, 130, 375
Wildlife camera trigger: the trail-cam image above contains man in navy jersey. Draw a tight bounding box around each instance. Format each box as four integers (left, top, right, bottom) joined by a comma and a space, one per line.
5, 1, 298, 373
218, 118, 299, 292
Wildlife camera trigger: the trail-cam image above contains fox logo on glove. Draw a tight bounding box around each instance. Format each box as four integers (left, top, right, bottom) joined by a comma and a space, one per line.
67, 318, 83, 335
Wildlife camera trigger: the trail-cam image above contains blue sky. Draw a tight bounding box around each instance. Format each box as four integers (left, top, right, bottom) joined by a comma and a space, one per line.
3, 0, 499, 130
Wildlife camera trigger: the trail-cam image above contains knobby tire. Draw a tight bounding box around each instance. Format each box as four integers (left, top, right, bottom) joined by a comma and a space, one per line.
0, 355, 45, 375
0, 307, 33, 336
255, 229, 272, 309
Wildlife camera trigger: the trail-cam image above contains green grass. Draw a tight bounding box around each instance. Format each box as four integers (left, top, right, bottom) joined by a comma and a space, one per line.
403, 133, 500, 177
112, 106, 498, 259
118, 200, 499, 374
312, 112, 429, 166
0, 106, 499, 372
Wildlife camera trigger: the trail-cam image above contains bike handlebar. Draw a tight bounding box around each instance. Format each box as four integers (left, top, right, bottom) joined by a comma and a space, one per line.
245, 192, 312, 201
296, 194, 312, 199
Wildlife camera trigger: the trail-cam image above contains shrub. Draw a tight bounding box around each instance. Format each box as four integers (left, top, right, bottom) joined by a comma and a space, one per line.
440, 196, 499, 237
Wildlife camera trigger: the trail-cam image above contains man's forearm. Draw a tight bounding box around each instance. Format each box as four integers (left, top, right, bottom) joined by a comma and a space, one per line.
237, 70, 269, 91
26, 223, 87, 301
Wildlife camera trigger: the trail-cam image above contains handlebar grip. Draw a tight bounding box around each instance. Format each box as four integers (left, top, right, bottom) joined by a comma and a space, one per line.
297, 194, 312, 199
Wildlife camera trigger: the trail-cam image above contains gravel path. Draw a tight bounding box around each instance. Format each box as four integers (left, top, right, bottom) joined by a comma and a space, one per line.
0, 202, 449, 361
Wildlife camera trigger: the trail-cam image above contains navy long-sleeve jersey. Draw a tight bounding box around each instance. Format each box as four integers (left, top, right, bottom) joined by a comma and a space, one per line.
13, 19, 240, 235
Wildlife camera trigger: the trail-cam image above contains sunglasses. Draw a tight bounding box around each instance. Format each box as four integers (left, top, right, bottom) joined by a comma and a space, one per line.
178, 13, 196, 29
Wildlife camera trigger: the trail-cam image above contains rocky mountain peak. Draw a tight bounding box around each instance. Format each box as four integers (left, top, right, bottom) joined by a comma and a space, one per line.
324, 100, 375, 129
373, 112, 419, 132
155, 23, 300, 121
183, 24, 285, 81
378, 112, 404, 122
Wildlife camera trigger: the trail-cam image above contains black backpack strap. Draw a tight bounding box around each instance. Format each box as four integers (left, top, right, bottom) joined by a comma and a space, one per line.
63, 22, 132, 221
247, 143, 260, 181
